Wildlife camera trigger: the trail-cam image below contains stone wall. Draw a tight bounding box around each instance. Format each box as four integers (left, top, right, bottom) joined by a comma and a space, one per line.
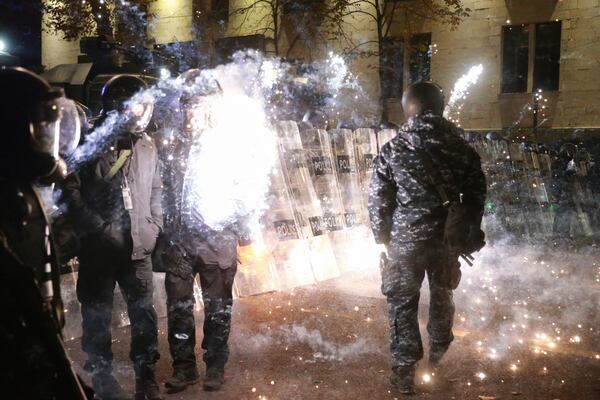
388, 0, 600, 131
148, 0, 194, 44
40, 0, 600, 131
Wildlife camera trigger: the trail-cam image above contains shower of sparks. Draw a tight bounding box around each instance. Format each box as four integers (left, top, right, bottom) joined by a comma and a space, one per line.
444, 64, 484, 127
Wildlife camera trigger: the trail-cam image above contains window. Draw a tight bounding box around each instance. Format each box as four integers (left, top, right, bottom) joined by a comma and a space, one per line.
501, 21, 561, 93
211, 0, 229, 23
501, 25, 529, 93
380, 38, 404, 99
534, 21, 561, 91
408, 33, 432, 84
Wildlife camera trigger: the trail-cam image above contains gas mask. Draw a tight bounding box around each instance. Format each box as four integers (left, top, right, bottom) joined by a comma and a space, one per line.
29, 90, 81, 182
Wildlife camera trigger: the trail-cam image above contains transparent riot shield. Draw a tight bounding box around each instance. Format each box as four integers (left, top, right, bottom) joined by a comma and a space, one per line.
480, 138, 527, 242
236, 131, 315, 291
572, 149, 594, 237
60, 266, 82, 341
296, 126, 354, 273
276, 121, 340, 283
504, 142, 534, 241
377, 128, 397, 152
329, 128, 379, 272
524, 146, 554, 238
353, 128, 378, 213
234, 240, 280, 297
60, 264, 171, 341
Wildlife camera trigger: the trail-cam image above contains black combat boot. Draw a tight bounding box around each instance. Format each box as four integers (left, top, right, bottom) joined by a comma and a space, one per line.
91, 372, 131, 400
429, 342, 450, 365
164, 368, 200, 394
134, 363, 163, 400
203, 366, 225, 391
391, 365, 416, 395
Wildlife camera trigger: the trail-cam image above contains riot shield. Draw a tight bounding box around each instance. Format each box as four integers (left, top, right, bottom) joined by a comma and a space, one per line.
296, 126, 354, 273
234, 241, 280, 297
274, 121, 340, 284
353, 128, 378, 213
329, 128, 379, 272
60, 266, 171, 341
377, 128, 397, 152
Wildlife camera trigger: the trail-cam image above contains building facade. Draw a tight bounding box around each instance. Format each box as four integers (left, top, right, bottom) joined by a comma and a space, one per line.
42, 0, 600, 133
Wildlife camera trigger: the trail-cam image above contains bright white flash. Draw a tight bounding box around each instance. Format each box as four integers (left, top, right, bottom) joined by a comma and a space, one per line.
444, 64, 484, 117
182, 93, 278, 232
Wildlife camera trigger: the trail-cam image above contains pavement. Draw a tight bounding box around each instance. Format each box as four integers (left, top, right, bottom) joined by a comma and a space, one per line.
65, 244, 600, 400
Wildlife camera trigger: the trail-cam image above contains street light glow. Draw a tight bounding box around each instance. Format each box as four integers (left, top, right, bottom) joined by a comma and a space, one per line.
0, 39, 6, 53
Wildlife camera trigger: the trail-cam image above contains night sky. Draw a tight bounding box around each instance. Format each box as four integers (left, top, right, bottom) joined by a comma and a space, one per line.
0, 0, 42, 70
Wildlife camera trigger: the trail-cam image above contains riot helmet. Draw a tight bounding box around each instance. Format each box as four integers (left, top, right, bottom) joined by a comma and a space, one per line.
0, 67, 81, 182
485, 131, 505, 142
401, 81, 445, 118
559, 143, 577, 159
178, 69, 222, 138
101, 74, 153, 133
463, 131, 481, 142
302, 109, 328, 130
377, 120, 399, 131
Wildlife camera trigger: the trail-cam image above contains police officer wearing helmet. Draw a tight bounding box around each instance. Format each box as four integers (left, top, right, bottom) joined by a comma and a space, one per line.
550, 142, 578, 243
369, 81, 486, 395
156, 69, 244, 394
0, 66, 89, 398
58, 74, 163, 400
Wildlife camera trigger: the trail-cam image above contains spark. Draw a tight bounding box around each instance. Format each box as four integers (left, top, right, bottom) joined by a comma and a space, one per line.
444, 64, 484, 122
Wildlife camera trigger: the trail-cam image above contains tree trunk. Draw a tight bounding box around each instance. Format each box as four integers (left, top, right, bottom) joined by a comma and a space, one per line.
376, 0, 388, 123
90, 0, 112, 37
273, 1, 280, 56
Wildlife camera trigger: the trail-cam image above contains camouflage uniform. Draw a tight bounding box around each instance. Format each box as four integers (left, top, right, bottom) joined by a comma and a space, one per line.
159, 137, 240, 376
369, 114, 486, 369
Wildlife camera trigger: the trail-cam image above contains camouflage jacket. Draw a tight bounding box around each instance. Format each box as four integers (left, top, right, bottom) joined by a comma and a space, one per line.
368, 114, 486, 245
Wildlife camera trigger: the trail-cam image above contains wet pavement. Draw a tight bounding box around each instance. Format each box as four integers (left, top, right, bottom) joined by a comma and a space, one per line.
66, 245, 600, 400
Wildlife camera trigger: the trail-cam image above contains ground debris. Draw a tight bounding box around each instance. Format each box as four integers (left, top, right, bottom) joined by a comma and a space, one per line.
478, 396, 497, 400
511, 392, 521, 396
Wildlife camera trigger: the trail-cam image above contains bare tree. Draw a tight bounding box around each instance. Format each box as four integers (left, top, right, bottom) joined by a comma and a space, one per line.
228, 0, 347, 59
337, 0, 470, 120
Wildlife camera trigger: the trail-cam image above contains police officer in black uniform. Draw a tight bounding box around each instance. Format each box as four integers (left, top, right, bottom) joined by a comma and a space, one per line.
369, 82, 486, 394
0, 66, 89, 399
156, 70, 243, 394
59, 75, 163, 400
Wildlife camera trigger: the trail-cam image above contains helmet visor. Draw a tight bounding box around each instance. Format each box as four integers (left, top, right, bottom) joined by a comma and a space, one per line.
182, 96, 214, 137
29, 97, 81, 158
123, 99, 153, 133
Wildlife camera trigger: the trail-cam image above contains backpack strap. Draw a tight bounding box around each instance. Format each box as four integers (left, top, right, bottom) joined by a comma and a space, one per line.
104, 149, 132, 181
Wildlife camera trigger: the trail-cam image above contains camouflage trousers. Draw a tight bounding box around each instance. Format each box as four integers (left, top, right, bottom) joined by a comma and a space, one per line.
382, 240, 457, 368
165, 261, 237, 374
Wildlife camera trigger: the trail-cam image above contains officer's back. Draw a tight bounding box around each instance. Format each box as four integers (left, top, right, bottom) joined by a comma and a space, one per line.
370, 86, 485, 247
368, 81, 486, 395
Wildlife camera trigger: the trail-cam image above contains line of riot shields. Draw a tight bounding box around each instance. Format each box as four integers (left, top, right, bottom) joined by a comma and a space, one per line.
234, 122, 382, 297
462, 132, 600, 245
59, 121, 600, 340
60, 121, 384, 339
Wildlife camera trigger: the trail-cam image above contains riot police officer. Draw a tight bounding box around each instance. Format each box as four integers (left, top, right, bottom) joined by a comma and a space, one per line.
0, 66, 89, 399
369, 82, 486, 395
156, 70, 243, 394
59, 75, 163, 400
